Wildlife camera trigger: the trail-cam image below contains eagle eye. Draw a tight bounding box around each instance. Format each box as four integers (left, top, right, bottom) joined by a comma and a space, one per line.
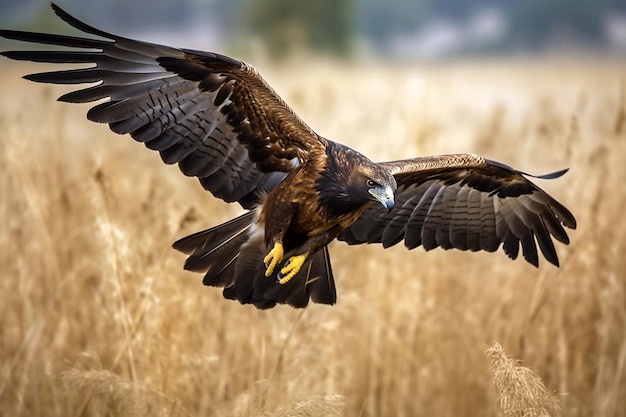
366, 179, 376, 188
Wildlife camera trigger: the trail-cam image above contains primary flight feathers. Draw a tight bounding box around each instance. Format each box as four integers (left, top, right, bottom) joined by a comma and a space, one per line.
0, 4, 576, 309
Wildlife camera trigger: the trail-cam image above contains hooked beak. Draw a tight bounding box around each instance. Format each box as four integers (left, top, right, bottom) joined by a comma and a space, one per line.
369, 186, 395, 213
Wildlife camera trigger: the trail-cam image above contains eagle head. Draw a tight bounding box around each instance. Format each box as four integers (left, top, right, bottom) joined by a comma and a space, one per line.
362, 166, 397, 213
317, 143, 397, 217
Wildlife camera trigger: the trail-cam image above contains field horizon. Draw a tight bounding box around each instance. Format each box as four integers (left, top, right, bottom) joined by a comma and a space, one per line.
1, 58, 625, 417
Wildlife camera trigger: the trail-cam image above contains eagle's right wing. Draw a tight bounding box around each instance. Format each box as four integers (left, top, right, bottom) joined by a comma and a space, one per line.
0, 3, 324, 208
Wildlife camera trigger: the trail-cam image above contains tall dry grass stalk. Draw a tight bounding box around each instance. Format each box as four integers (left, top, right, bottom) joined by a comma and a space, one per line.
487, 342, 559, 417
61, 357, 194, 417
1, 59, 625, 417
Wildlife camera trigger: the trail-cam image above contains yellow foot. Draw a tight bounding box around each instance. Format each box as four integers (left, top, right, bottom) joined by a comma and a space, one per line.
264, 242, 284, 277
278, 255, 307, 284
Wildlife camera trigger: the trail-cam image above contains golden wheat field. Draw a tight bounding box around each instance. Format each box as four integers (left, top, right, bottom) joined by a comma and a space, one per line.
1, 57, 625, 417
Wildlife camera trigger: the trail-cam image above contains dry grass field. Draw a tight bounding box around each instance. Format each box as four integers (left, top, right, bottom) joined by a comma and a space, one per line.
1, 58, 625, 417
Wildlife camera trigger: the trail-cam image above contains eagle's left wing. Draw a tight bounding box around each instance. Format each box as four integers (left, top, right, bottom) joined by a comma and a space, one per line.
338, 154, 576, 267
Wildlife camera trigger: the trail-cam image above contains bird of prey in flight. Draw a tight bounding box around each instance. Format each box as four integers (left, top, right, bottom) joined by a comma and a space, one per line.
0, 4, 576, 309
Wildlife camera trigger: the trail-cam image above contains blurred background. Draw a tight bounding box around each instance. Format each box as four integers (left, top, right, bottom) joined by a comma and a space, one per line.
1, 0, 626, 59
1, 2, 625, 417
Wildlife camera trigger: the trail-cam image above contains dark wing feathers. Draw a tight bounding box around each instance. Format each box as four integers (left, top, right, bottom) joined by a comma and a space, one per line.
339, 154, 576, 267
0, 3, 321, 208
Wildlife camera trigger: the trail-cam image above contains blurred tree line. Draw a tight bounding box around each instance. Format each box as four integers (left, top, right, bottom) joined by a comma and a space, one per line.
242, 0, 354, 56
2, 0, 625, 56
244, 0, 624, 55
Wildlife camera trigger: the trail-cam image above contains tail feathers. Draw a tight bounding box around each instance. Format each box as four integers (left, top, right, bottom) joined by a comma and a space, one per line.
172, 212, 254, 288
307, 246, 336, 305
262, 247, 336, 308
225, 244, 336, 309
173, 212, 255, 256
173, 211, 337, 309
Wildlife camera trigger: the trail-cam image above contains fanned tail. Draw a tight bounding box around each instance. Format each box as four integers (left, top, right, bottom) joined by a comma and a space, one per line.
226, 244, 336, 309
172, 211, 336, 309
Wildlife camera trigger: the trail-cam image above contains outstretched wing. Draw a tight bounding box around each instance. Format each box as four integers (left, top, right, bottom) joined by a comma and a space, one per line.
0, 3, 323, 208
339, 154, 577, 267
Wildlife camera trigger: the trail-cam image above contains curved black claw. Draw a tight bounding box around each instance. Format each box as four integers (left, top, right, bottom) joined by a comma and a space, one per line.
276, 259, 290, 282
275, 259, 292, 282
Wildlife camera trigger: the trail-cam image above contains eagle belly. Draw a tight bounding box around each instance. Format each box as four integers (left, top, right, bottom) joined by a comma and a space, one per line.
260, 145, 374, 252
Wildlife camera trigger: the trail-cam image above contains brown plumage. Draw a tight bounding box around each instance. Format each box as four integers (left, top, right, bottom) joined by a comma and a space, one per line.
0, 4, 577, 309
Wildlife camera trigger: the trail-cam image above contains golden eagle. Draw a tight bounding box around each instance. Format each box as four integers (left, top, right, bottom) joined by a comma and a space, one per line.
0, 4, 576, 309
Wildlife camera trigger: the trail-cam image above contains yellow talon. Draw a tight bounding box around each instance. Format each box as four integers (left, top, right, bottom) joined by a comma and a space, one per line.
264, 242, 284, 277
278, 254, 307, 284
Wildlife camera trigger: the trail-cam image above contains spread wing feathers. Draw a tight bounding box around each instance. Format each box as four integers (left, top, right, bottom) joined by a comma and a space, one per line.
0, 3, 322, 208
339, 154, 577, 267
